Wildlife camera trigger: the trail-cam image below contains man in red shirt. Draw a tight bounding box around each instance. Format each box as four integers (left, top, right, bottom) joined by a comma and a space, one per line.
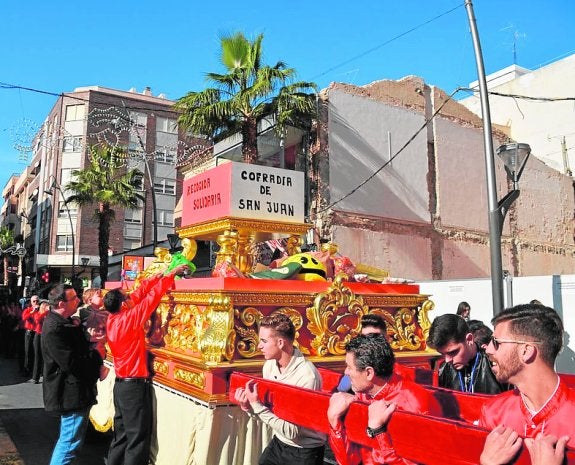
104, 264, 189, 465
21, 295, 40, 375
479, 303, 574, 465
337, 313, 414, 392
328, 334, 441, 465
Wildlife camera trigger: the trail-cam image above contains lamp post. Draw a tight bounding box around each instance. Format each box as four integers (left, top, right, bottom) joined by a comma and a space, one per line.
464, 0, 531, 315
44, 179, 75, 281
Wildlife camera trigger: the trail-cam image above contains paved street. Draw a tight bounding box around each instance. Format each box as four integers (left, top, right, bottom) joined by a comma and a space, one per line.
0, 355, 110, 465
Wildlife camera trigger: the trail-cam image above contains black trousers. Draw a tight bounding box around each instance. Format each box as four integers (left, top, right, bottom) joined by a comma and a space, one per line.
24, 330, 35, 373
107, 380, 152, 465
259, 436, 325, 465
32, 333, 43, 382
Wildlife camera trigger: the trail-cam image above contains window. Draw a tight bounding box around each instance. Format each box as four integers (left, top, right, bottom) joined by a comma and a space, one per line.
128, 112, 147, 147
155, 210, 174, 227
123, 239, 142, 251
60, 168, 74, 188
130, 112, 147, 128
155, 147, 176, 164
156, 116, 178, 134
125, 208, 143, 224
65, 105, 85, 122
154, 179, 176, 195
58, 201, 77, 218
56, 235, 74, 252
63, 136, 82, 152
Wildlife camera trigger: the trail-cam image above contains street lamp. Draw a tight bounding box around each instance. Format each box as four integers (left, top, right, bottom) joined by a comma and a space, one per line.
497, 143, 531, 190
167, 233, 181, 253
44, 179, 75, 281
493, 143, 532, 236
464, 0, 530, 315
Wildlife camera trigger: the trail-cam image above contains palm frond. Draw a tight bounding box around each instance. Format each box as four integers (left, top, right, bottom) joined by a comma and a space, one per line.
175, 31, 318, 163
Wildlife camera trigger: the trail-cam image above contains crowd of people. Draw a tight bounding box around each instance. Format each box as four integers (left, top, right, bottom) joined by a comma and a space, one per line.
1, 281, 572, 465
0, 262, 191, 465
234, 302, 573, 465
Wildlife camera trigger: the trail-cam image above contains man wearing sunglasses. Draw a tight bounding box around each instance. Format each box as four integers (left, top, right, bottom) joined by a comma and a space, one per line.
428, 314, 506, 394
479, 303, 574, 465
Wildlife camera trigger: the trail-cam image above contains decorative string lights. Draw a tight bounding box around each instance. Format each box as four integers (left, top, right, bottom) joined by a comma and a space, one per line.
87, 105, 210, 169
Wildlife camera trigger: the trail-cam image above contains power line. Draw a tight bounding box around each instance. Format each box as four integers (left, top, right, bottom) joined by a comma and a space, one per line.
0, 82, 176, 114
310, 4, 465, 81
460, 87, 575, 102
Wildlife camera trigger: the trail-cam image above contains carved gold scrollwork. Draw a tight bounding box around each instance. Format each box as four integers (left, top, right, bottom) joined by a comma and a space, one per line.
147, 301, 173, 347
164, 303, 202, 353
153, 360, 168, 376
199, 295, 236, 364
174, 368, 206, 389
385, 307, 423, 351
234, 306, 307, 358
418, 299, 435, 342
307, 273, 369, 356
235, 307, 263, 358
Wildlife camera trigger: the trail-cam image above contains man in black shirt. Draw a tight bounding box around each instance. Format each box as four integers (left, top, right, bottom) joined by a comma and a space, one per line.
428, 314, 507, 394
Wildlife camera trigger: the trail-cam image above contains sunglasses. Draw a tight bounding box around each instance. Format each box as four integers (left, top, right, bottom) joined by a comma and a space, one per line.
490, 335, 543, 350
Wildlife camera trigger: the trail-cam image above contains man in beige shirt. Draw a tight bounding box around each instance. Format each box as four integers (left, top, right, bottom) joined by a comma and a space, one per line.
235, 313, 325, 465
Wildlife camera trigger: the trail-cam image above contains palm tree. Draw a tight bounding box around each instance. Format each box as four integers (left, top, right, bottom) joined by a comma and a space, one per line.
175, 32, 317, 164
66, 145, 145, 288
0, 227, 14, 286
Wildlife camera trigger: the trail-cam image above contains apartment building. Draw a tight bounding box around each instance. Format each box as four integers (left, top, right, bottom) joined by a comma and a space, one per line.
459, 53, 575, 175
1, 85, 201, 292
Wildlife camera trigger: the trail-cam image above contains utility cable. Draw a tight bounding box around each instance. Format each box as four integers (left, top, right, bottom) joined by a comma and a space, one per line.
310, 3, 465, 81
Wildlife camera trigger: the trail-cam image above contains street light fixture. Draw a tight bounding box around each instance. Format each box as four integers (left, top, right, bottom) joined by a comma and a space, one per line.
490, 143, 531, 309
464, 0, 532, 315
167, 233, 181, 253
497, 143, 531, 189
493, 143, 531, 236
44, 178, 76, 282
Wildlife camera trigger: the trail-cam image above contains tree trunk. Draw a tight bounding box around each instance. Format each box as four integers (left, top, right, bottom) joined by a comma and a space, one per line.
98, 204, 113, 288
241, 117, 259, 164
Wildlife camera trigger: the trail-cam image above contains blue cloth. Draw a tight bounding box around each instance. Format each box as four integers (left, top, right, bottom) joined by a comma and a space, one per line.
49, 408, 89, 465
337, 374, 352, 392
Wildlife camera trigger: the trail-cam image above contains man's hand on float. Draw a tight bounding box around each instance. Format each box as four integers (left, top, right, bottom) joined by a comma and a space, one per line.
525, 432, 569, 465
367, 400, 396, 429
171, 264, 189, 278
244, 379, 260, 404
480, 425, 523, 465
327, 392, 356, 429
234, 385, 252, 412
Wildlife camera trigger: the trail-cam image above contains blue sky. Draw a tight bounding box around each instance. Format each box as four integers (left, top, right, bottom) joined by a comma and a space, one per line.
1, 0, 573, 189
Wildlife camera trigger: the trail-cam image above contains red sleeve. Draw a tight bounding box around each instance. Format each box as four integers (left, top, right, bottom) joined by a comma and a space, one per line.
129, 274, 163, 305
130, 274, 176, 328
22, 308, 32, 323
369, 384, 430, 465
372, 432, 418, 465
328, 423, 362, 465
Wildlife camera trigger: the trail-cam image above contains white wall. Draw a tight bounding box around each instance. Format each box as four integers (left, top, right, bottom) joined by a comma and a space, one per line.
460, 54, 575, 174
417, 275, 575, 374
